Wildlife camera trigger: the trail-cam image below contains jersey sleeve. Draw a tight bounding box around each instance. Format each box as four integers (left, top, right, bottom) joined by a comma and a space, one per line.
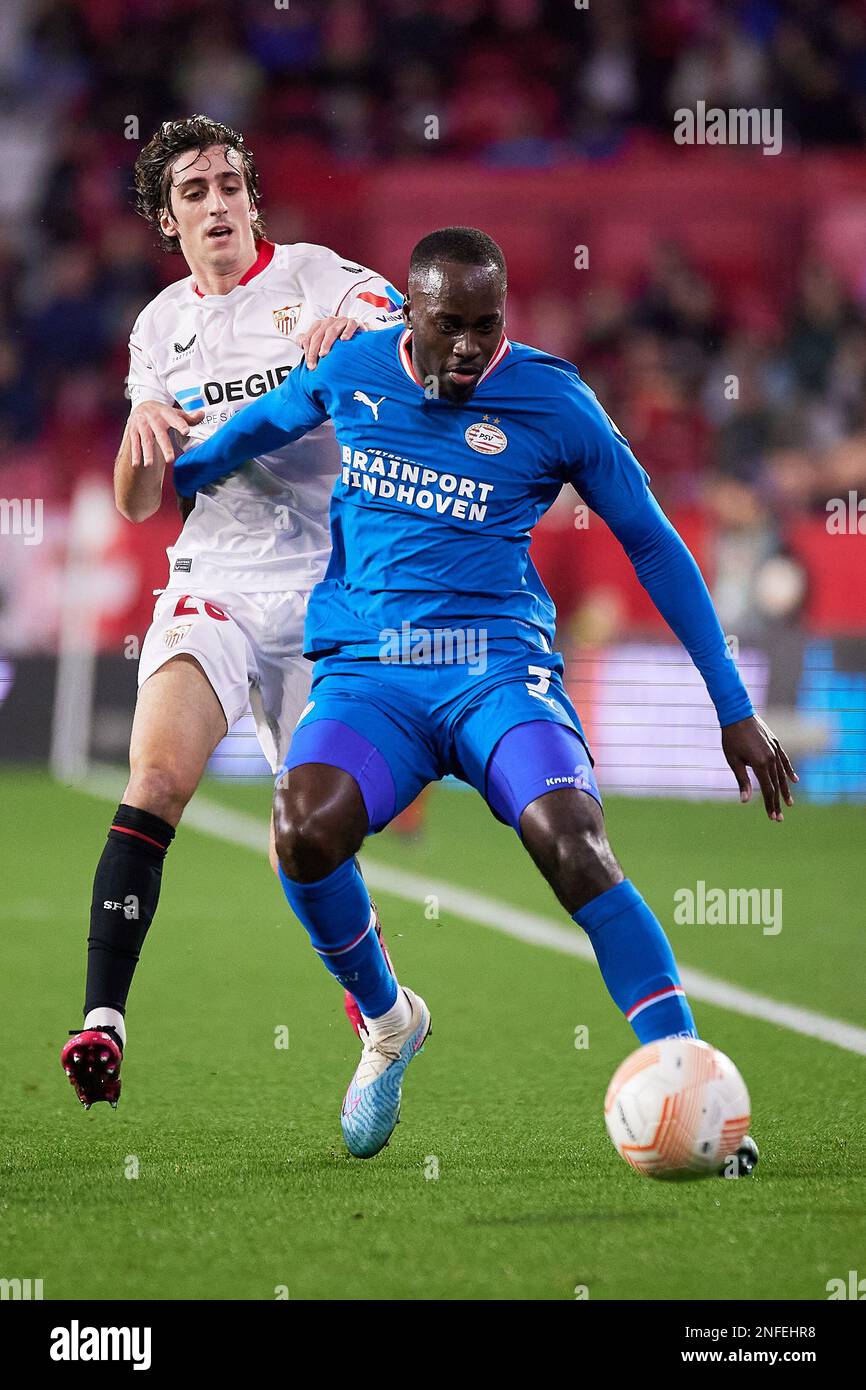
172, 359, 331, 497
560, 376, 754, 728
301, 247, 404, 329
126, 312, 174, 408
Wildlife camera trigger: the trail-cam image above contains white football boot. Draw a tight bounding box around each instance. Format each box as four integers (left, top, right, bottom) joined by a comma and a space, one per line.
340, 987, 431, 1158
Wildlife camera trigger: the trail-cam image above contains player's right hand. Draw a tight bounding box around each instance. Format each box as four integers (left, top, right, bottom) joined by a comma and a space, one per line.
298, 316, 362, 369
128, 402, 205, 468
721, 714, 798, 822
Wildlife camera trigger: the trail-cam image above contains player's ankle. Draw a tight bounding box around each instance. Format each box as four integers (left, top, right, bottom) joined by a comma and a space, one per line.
361, 989, 412, 1041
84, 1007, 126, 1049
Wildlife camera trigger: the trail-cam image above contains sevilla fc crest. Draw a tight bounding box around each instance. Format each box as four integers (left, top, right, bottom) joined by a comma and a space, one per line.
163, 623, 192, 650
273, 304, 302, 336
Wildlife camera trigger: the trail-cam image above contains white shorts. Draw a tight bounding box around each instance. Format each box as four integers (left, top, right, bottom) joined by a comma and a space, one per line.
138, 589, 313, 772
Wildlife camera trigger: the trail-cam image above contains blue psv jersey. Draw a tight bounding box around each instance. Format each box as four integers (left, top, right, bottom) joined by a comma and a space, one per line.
175, 326, 754, 727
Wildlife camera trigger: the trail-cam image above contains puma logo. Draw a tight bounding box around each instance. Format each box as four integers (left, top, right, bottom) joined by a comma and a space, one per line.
527, 688, 560, 712
353, 391, 385, 421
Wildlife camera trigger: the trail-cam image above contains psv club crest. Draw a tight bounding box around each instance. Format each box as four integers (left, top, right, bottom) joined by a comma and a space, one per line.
273, 303, 302, 336
465, 418, 507, 454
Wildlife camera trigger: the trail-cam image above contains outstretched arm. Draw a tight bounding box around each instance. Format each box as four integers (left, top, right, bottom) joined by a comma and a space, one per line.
605, 493, 796, 818
610, 491, 752, 727
172, 360, 330, 497
568, 393, 797, 819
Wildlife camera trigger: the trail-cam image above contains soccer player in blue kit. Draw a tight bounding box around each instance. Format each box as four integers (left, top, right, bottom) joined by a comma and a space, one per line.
175, 227, 796, 1160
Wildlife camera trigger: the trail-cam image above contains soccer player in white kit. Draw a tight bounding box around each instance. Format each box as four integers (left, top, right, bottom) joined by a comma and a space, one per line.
61, 117, 401, 1108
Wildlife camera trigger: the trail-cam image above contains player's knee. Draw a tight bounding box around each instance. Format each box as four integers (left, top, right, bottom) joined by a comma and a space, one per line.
551, 828, 618, 911
274, 807, 351, 881
568, 822, 615, 880
125, 765, 194, 826
522, 787, 597, 854
522, 791, 617, 902
273, 789, 361, 882
548, 822, 608, 879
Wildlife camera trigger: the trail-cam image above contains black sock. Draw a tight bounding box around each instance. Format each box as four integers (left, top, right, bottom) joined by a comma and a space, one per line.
84, 803, 175, 1018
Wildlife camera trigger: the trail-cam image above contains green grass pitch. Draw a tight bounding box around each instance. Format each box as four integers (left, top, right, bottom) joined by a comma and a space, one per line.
1, 768, 864, 1300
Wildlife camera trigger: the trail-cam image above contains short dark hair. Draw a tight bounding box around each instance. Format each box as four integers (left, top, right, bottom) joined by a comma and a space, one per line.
133, 115, 264, 254
409, 227, 506, 283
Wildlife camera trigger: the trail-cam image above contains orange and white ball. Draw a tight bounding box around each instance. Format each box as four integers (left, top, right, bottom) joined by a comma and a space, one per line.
604, 1038, 751, 1178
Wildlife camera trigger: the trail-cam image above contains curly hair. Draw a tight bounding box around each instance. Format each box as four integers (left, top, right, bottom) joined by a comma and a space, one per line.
133, 115, 265, 254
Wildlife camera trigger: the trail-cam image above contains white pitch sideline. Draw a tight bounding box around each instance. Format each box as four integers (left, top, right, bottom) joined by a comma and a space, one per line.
76, 770, 866, 1059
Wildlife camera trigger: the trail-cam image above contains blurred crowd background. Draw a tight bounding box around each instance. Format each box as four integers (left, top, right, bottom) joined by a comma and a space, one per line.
1, 0, 865, 795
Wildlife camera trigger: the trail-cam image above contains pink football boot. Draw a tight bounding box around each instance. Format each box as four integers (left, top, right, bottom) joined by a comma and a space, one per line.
61, 1028, 123, 1109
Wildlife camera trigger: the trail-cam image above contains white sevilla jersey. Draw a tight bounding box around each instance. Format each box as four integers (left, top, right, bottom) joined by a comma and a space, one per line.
126, 239, 403, 593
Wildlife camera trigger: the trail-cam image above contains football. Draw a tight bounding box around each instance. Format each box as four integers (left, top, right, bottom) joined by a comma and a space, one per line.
604, 1038, 752, 1178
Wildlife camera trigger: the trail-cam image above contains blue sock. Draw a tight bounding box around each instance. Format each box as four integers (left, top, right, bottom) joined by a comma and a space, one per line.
278, 859, 397, 1018
574, 879, 697, 1042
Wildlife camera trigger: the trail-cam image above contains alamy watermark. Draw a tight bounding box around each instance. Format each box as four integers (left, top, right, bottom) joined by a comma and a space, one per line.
0, 1277, 43, 1300
826, 1270, 866, 1299
0, 497, 43, 546
674, 881, 782, 935
379, 622, 488, 673
674, 102, 782, 156
826, 492, 866, 534
50, 1322, 151, 1370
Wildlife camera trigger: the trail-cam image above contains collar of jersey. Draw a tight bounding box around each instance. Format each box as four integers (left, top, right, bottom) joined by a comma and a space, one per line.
191, 238, 276, 301
397, 328, 511, 392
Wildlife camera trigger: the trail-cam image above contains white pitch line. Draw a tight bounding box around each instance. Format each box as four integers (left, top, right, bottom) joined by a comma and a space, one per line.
76, 772, 866, 1058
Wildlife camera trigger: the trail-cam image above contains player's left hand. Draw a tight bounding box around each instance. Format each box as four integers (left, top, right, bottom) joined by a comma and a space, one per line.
721, 714, 798, 822
298, 316, 363, 369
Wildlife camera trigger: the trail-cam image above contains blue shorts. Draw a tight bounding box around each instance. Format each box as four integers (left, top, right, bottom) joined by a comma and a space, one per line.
280, 642, 601, 834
